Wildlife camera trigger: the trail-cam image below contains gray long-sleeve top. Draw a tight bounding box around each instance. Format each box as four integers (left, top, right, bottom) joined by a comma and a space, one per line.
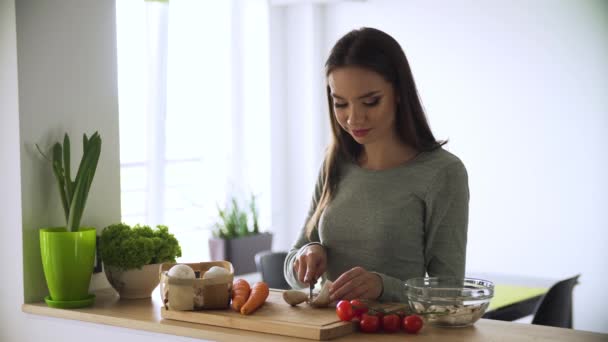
283, 147, 469, 302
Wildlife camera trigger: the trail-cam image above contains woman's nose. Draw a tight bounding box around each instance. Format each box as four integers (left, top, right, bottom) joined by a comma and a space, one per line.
346, 105, 365, 126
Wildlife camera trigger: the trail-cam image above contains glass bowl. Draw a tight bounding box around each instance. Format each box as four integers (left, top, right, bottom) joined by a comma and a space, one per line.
404, 277, 494, 327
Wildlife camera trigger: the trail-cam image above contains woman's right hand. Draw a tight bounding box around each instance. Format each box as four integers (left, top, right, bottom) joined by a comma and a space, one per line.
294, 244, 327, 285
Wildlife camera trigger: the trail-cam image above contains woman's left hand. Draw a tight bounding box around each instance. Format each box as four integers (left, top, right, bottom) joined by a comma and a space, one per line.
329, 266, 383, 301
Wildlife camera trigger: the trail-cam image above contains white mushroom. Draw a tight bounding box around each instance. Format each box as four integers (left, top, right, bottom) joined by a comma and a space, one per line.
283, 290, 308, 306
203, 266, 230, 279
310, 280, 333, 308
168, 264, 195, 279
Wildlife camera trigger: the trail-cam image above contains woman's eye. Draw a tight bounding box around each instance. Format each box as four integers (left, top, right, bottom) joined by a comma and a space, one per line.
363, 97, 380, 107
334, 102, 347, 108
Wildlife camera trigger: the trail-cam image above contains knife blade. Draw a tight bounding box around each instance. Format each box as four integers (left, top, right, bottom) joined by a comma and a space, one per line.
309, 279, 315, 301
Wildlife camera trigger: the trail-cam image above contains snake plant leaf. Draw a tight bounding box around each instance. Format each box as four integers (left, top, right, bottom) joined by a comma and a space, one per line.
63, 133, 73, 207
79, 138, 101, 222
67, 169, 89, 231
67, 134, 101, 232
38, 131, 102, 231
52, 142, 62, 171
52, 159, 69, 220
73, 132, 99, 199
52, 143, 70, 220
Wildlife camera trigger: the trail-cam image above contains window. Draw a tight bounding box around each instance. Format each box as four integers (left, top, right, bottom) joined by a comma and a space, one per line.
116, 0, 271, 262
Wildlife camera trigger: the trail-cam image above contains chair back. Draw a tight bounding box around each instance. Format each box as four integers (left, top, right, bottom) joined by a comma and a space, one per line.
532, 274, 580, 328
254, 251, 290, 290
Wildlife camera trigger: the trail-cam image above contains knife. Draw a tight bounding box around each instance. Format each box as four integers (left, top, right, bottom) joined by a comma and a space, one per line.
309, 278, 315, 301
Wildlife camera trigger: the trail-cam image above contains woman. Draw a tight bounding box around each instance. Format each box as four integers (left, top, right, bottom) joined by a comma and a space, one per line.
283, 27, 469, 303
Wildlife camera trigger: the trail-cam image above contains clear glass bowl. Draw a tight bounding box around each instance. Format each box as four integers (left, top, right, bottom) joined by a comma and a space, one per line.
404, 277, 494, 327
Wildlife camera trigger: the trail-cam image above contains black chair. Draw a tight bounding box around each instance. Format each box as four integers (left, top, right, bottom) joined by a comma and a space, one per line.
531, 274, 580, 328
254, 250, 290, 290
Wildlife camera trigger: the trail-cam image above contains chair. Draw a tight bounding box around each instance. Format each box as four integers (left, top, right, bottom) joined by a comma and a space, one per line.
531, 274, 580, 328
254, 250, 291, 290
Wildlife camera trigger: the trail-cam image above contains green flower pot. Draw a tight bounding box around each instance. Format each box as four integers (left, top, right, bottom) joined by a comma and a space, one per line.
40, 227, 96, 307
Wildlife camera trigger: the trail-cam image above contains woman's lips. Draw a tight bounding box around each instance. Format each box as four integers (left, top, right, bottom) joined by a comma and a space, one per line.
352, 129, 371, 138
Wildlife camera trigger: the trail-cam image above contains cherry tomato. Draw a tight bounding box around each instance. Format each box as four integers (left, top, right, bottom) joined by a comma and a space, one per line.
382, 314, 400, 333
336, 300, 354, 321
359, 313, 380, 333
395, 310, 407, 320
349, 299, 368, 319
374, 311, 384, 329
403, 314, 424, 334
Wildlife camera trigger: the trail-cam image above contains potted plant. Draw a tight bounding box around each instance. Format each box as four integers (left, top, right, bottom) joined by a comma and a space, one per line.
37, 132, 101, 308
209, 195, 272, 275
99, 223, 182, 299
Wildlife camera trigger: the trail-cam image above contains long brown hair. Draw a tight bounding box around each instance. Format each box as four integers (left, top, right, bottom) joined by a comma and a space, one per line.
305, 27, 445, 238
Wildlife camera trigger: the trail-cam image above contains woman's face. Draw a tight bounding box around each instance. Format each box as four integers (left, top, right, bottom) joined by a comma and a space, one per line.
328, 66, 398, 145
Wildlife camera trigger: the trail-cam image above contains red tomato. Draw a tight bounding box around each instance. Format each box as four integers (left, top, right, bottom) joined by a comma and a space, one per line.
382, 314, 400, 333
374, 311, 384, 329
395, 310, 407, 320
335, 300, 354, 321
359, 314, 380, 333
403, 315, 424, 334
349, 299, 368, 319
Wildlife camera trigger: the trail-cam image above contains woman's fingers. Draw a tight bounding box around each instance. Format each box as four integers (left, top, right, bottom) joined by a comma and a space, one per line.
296, 254, 308, 283
315, 257, 327, 281
341, 284, 369, 301
329, 267, 383, 301
295, 245, 327, 285
330, 267, 365, 300
304, 255, 318, 284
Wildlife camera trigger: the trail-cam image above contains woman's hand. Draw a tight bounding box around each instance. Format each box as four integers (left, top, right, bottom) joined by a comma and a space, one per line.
329, 266, 383, 301
293, 244, 327, 285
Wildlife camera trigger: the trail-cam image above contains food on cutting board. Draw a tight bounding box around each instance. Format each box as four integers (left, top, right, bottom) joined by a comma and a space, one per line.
309, 280, 332, 307
161, 262, 234, 311
163, 264, 197, 311
168, 264, 196, 279
240, 281, 270, 315
335, 299, 424, 334
282, 290, 308, 306
231, 279, 252, 312
203, 266, 230, 279
161, 263, 273, 315
282, 280, 333, 307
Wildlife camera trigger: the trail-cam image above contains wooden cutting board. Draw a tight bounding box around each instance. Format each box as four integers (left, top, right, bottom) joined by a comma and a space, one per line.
161, 289, 355, 340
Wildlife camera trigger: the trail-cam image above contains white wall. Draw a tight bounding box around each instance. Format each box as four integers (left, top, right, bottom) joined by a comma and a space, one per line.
269, 4, 330, 250
1, 0, 201, 340
322, 0, 608, 333
16, 0, 121, 302
0, 0, 24, 339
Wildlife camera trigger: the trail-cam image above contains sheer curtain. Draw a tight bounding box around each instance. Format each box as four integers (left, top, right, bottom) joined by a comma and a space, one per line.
116, 0, 271, 262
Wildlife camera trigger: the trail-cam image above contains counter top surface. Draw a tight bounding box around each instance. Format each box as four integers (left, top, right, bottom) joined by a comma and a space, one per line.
22, 288, 607, 342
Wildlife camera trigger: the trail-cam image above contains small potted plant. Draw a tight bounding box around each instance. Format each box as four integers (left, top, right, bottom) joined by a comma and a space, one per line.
208, 195, 272, 275
37, 132, 101, 308
99, 223, 182, 299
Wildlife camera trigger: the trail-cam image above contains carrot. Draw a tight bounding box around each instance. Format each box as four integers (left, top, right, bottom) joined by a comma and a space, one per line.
231, 279, 251, 312
240, 281, 270, 315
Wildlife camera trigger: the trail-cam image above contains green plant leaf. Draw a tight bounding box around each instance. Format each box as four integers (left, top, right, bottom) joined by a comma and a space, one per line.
99, 223, 181, 270
52, 160, 69, 220
66, 132, 101, 231
63, 133, 73, 207
250, 194, 259, 234
212, 195, 265, 239
52, 143, 69, 220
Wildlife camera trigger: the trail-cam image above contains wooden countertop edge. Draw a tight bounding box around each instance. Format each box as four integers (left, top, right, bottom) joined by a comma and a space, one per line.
21, 303, 309, 342
21, 301, 608, 342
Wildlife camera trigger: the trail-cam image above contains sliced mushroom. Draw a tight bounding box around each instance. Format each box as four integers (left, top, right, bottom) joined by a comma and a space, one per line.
310, 280, 333, 308
283, 290, 308, 306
